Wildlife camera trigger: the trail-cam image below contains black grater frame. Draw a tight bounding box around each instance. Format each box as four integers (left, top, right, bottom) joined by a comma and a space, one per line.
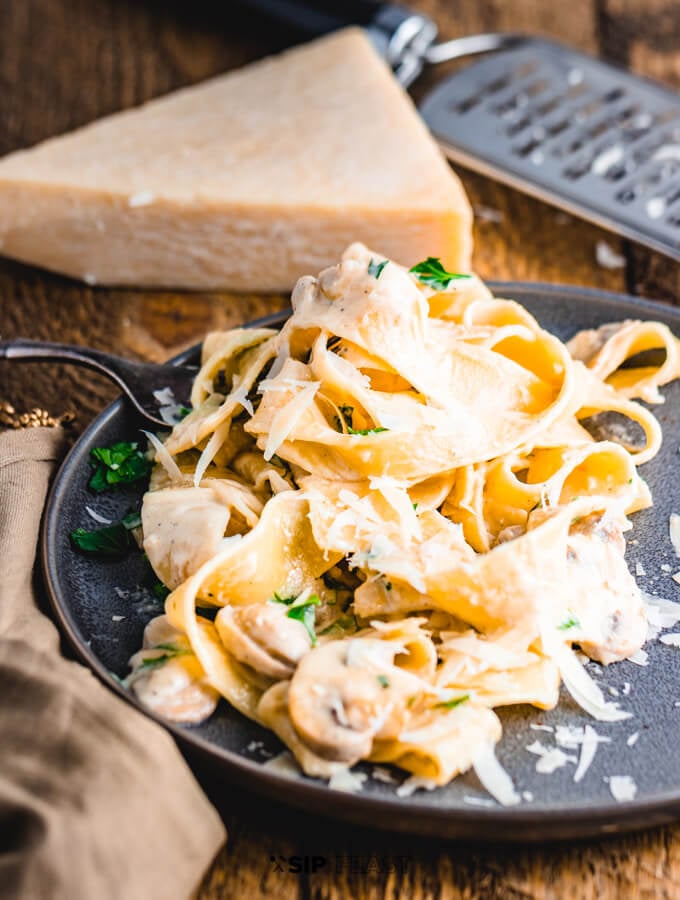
419, 37, 680, 263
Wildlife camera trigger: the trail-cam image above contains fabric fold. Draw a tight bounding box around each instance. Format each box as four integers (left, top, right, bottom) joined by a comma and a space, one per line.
0, 427, 226, 900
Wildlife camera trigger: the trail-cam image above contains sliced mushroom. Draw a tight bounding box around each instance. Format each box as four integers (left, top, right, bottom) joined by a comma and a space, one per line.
565, 512, 646, 663
287, 639, 414, 764
569, 511, 626, 556
127, 652, 219, 724
127, 614, 219, 724
215, 602, 312, 680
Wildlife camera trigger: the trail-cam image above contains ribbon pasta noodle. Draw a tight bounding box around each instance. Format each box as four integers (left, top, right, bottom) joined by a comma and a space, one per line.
126, 243, 680, 799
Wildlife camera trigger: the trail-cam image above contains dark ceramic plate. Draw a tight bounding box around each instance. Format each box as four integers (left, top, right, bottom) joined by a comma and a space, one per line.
42, 283, 680, 842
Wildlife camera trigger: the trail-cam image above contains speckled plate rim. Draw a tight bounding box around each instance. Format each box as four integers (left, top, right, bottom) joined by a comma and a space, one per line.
41, 281, 680, 842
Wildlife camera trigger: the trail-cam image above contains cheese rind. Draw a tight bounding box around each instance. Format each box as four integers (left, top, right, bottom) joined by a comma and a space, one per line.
0, 29, 472, 291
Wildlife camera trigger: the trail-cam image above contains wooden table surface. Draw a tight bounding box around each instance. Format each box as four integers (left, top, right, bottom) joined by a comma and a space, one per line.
2, 0, 680, 896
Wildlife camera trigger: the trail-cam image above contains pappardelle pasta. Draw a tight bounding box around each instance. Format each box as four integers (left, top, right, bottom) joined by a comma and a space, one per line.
127, 243, 680, 795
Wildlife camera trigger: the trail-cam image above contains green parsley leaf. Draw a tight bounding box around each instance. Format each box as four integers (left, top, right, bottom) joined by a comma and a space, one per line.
368, 258, 388, 279
377, 674, 390, 689
122, 510, 142, 530
412, 502, 419, 511
557, 615, 581, 631
435, 694, 469, 710
409, 257, 471, 291
70, 523, 134, 556
70, 507, 141, 556
272, 592, 321, 645
319, 614, 359, 637
138, 645, 191, 670
88, 440, 151, 493
177, 406, 192, 420
152, 581, 171, 601
347, 426, 389, 435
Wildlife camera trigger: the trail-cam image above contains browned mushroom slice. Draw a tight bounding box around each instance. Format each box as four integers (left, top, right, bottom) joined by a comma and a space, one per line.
215, 602, 312, 680
288, 639, 412, 764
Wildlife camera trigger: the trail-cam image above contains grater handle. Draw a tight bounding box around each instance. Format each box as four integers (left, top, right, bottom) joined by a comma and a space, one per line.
234, 1, 386, 35
235, 1, 438, 86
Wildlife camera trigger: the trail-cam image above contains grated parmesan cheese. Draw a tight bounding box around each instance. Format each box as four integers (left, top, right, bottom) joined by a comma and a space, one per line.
556, 644, 632, 720
263, 751, 300, 775
606, 774, 637, 802
86, 506, 112, 524
670, 514, 680, 556
526, 741, 576, 774
395, 775, 438, 798
573, 725, 609, 783
463, 795, 497, 808
328, 769, 368, 793
143, 430, 184, 483
371, 766, 398, 784
473, 744, 520, 806
595, 240, 626, 269
263, 382, 320, 461
659, 633, 680, 647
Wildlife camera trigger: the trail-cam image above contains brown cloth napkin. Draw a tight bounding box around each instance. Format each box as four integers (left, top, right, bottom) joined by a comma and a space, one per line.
0, 427, 227, 900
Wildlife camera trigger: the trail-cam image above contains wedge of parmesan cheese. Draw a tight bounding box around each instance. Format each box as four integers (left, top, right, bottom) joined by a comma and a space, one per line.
0, 29, 472, 291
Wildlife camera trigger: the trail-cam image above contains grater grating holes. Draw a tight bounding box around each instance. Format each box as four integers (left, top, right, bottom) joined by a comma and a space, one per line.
449, 62, 537, 115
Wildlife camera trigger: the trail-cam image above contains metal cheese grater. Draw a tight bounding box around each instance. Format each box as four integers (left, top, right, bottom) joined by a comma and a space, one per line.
240, 0, 680, 263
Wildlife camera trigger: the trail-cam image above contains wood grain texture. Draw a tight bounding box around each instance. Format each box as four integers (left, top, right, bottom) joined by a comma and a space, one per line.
1, 0, 679, 897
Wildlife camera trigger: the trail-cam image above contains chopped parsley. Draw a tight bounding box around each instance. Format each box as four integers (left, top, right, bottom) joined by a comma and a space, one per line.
368, 258, 389, 279
152, 581, 171, 601
88, 440, 151, 493
320, 613, 359, 637
557, 615, 581, 631
409, 257, 471, 291
347, 426, 389, 435
121, 510, 142, 530
70, 510, 141, 556
435, 694, 469, 710
412, 502, 419, 511
377, 674, 390, 689
138, 643, 191, 670
272, 592, 322, 645
177, 406, 192, 420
